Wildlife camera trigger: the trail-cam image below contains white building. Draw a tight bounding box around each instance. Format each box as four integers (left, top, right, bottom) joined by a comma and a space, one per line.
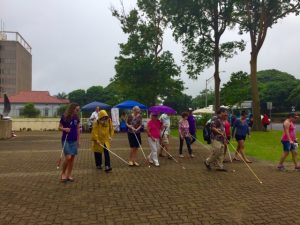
0, 91, 69, 117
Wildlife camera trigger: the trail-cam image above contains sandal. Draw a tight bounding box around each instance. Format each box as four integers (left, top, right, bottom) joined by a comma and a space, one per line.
233, 158, 240, 161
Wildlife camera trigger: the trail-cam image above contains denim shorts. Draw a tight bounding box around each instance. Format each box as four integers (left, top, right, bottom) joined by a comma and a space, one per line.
63, 141, 78, 156
235, 135, 246, 141
281, 141, 295, 152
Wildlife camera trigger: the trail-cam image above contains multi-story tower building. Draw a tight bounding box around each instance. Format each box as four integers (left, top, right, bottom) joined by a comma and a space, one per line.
0, 31, 32, 96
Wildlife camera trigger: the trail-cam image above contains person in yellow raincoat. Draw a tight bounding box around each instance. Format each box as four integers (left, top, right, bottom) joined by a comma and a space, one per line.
91, 110, 114, 172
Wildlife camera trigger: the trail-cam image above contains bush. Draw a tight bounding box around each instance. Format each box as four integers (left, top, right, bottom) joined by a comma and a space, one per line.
20, 103, 40, 118
196, 113, 213, 128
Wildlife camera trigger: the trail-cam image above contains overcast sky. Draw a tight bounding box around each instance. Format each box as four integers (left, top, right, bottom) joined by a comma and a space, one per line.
1, 0, 300, 97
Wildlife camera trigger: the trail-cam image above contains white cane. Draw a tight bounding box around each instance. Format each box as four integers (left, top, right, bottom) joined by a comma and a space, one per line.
98, 143, 129, 165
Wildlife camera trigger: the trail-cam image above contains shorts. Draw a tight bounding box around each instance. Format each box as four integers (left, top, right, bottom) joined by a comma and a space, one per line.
235, 135, 246, 141
63, 141, 78, 156
161, 135, 169, 145
128, 132, 142, 148
281, 141, 296, 152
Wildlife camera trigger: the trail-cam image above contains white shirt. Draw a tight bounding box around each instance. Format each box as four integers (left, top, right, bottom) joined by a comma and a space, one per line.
90, 111, 99, 121
160, 113, 171, 135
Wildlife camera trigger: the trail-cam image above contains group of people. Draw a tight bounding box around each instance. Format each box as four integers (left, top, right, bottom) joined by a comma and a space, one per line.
58, 103, 299, 182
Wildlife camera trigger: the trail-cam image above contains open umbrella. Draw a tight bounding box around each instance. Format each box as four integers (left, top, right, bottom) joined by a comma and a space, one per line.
113, 100, 147, 110
149, 105, 176, 115
81, 101, 111, 111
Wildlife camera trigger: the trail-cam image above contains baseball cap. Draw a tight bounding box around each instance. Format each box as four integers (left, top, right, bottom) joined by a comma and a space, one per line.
188, 108, 193, 111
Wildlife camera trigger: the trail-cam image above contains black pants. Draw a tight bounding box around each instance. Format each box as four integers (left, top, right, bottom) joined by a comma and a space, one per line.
179, 137, 192, 155
94, 145, 111, 167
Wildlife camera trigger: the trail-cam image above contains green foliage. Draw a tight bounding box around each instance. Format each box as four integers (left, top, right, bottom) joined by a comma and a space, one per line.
196, 113, 212, 127
68, 89, 86, 106
164, 92, 192, 114
20, 103, 40, 118
221, 71, 251, 106
221, 69, 300, 112
161, 0, 245, 108
112, 0, 184, 106
56, 105, 68, 117
85, 86, 104, 103
55, 92, 68, 99
192, 90, 215, 109
235, 0, 300, 130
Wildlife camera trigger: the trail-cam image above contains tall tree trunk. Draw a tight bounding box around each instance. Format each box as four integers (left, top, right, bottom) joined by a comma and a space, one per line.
250, 51, 263, 131
214, 38, 221, 110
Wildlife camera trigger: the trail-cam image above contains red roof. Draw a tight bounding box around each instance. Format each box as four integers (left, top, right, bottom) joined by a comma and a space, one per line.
0, 91, 69, 104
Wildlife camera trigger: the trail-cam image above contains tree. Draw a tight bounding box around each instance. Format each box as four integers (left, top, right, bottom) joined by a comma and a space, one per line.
20, 103, 40, 118
85, 86, 104, 103
163, 92, 193, 113
236, 0, 300, 130
68, 89, 86, 106
55, 92, 68, 99
221, 71, 251, 106
56, 105, 68, 117
192, 90, 215, 109
161, 0, 245, 109
112, 0, 184, 106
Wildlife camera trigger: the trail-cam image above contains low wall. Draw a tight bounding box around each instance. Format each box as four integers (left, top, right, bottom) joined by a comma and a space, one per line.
12, 118, 60, 131
0, 120, 12, 139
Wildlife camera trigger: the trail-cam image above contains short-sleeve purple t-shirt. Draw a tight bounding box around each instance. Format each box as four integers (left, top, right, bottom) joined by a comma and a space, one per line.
60, 115, 80, 142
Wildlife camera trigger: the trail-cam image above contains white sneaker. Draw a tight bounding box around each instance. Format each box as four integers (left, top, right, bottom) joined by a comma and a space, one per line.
154, 162, 160, 167
179, 154, 184, 158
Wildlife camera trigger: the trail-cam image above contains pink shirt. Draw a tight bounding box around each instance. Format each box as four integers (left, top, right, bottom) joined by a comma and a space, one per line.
179, 119, 190, 138
282, 122, 296, 141
148, 119, 161, 139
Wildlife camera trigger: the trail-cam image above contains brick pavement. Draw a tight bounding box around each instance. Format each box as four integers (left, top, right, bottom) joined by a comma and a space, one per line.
0, 131, 300, 225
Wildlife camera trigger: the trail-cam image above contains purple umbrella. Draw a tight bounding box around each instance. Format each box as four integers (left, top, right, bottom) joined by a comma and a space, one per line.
149, 105, 176, 115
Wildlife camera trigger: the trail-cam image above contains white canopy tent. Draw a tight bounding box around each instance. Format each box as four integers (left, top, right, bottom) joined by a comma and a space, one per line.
193, 105, 215, 114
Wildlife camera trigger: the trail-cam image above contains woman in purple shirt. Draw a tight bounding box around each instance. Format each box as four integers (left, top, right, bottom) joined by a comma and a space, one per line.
59, 103, 80, 182
187, 108, 196, 145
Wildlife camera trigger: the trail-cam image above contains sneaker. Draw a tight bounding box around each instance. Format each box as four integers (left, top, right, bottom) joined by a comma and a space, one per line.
128, 161, 134, 166
179, 154, 184, 158
96, 166, 102, 170
277, 165, 285, 171
133, 162, 140, 167
154, 162, 160, 167
105, 166, 112, 172
204, 160, 211, 170
190, 154, 195, 158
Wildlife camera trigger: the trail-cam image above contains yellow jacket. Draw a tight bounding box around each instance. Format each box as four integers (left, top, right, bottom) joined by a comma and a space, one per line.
91, 110, 114, 152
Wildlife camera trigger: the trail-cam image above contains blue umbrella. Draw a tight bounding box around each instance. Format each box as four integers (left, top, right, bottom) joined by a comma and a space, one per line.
113, 100, 147, 110
81, 101, 111, 111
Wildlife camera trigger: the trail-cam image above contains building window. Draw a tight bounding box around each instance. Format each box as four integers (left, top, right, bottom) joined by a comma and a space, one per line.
44, 108, 49, 117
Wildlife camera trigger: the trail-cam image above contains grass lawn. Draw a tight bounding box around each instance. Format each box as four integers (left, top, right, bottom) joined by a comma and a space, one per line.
171, 129, 296, 162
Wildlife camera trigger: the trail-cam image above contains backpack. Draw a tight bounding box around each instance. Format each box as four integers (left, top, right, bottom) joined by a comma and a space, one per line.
203, 120, 212, 144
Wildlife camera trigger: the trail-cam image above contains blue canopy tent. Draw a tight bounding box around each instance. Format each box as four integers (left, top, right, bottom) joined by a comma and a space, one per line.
113, 100, 147, 110
81, 101, 111, 111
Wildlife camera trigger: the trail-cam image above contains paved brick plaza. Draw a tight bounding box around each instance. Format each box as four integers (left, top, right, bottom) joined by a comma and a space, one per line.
0, 131, 300, 225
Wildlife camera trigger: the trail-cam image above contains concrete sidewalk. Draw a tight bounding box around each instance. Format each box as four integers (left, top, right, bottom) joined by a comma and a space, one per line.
0, 131, 299, 225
